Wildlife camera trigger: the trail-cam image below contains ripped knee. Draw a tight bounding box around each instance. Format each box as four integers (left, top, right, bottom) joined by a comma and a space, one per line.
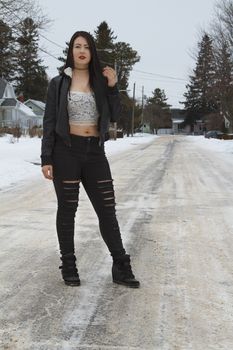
62, 179, 80, 204
97, 179, 115, 207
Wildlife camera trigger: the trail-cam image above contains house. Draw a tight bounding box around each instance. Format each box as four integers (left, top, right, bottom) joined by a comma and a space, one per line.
0, 78, 37, 129
24, 99, 45, 127
170, 108, 206, 135
170, 108, 188, 134
135, 121, 151, 133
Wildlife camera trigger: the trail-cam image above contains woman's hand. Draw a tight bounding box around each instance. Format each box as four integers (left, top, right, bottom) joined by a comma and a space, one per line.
102, 66, 117, 87
42, 165, 53, 180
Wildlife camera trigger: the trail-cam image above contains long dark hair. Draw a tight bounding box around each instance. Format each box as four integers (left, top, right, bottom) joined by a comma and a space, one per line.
62, 31, 107, 112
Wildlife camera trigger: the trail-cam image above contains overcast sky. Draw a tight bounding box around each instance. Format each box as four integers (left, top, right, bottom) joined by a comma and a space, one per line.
37, 0, 217, 108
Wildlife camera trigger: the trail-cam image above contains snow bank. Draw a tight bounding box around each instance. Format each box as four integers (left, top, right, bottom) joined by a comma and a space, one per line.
0, 133, 157, 191
187, 135, 233, 154
187, 135, 233, 165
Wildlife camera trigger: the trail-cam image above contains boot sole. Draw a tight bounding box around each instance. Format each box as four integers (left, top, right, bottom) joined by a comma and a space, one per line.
113, 279, 140, 288
64, 280, 81, 286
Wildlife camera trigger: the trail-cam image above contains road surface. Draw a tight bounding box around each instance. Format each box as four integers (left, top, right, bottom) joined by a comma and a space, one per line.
1, 135, 233, 349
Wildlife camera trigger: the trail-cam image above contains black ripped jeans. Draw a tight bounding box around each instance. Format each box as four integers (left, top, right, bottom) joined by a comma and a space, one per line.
52, 134, 126, 258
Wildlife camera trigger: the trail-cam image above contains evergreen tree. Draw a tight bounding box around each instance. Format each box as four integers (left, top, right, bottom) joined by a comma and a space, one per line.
183, 34, 218, 125
113, 41, 140, 91
94, 21, 116, 69
147, 88, 170, 108
94, 21, 140, 90
144, 88, 171, 132
57, 42, 69, 73
15, 17, 48, 101
94, 21, 116, 48
0, 20, 16, 81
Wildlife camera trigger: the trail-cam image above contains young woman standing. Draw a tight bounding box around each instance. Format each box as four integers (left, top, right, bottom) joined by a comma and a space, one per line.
41, 31, 140, 288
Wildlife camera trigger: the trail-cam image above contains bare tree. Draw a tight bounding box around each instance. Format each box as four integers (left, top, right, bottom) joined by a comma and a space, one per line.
209, 0, 233, 130
0, 0, 50, 30
0, 0, 52, 81
211, 0, 233, 48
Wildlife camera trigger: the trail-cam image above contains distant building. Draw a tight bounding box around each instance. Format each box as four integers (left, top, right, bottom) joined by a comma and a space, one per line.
141, 121, 151, 133
0, 78, 41, 129
24, 99, 45, 127
135, 121, 151, 134
170, 108, 188, 134
170, 108, 205, 135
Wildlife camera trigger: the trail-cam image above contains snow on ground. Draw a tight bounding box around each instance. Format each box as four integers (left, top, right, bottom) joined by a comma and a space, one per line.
187, 135, 233, 153
187, 135, 233, 164
0, 133, 157, 191
2, 133, 232, 192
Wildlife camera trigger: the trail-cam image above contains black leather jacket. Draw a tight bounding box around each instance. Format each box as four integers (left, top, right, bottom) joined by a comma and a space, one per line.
41, 72, 121, 166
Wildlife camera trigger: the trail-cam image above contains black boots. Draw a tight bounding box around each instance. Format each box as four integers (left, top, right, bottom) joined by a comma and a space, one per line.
112, 254, 140, 288
59, 253, 80, 286
59, 253, 140, 288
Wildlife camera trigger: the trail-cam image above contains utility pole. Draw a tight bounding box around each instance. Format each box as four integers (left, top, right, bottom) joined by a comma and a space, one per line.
131, 82, 136, 136
141, 85, 144, 134
114, 59, 117, 74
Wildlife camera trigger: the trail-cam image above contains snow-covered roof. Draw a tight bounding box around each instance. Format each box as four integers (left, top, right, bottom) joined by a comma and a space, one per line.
172, 119, 184, 124
24, 99, 45, 110
0, 78, 16, 99
17, 101, 36, 117
1, 98, 17, 107
0, 97, 36, 117
0, 79, 7, 98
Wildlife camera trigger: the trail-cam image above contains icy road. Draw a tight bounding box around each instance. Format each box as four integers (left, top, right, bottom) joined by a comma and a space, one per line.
1, 135, 233, 349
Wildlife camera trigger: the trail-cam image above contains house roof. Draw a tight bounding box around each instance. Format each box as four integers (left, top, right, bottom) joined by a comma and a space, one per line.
18, 101, 36, 116
0, 98, 36, 117
170, 108, 187, 120
1, 98, 17, 107
172, 119, 185, 124
24, 99, 45, 110
0, 78, 7, 99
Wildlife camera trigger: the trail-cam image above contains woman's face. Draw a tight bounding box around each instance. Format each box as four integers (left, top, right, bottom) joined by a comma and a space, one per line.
72, 36, 91, 68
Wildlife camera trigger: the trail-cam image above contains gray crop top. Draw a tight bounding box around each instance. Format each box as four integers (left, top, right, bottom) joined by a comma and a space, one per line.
67, 91, 99, 126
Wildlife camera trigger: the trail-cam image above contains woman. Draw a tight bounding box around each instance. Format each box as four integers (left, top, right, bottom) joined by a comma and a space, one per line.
41, 31, 139, 288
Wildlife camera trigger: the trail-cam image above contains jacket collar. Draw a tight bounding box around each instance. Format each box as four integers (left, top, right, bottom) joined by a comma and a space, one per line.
63, 67, 72, 78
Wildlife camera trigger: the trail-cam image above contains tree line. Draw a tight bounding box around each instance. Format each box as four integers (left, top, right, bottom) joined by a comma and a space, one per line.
143, 0, 233, 134
0, 0, 50, 101
182, 0, 233, 132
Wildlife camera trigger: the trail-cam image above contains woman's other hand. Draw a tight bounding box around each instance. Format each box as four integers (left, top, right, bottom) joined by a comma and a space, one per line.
42, 165, 53, 180
102, 66, 117, 87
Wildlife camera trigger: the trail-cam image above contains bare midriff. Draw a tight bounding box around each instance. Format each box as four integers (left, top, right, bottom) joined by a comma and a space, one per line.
69, 124, 100, 137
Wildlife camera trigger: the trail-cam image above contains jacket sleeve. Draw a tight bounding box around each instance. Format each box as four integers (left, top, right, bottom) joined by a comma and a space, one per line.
41, 78, 57, 166
107, 84, 121, 122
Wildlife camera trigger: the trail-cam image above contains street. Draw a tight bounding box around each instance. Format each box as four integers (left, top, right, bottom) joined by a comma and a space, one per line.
1, 135, 233, 349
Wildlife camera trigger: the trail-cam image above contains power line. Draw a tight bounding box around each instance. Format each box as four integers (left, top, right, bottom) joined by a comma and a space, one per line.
131, 69, 187, 82
3, 3, 188, 83
39, 33, 65, 50
10, 26, 60, 61
131, 76, 186, 84
1, 2, 189, 92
